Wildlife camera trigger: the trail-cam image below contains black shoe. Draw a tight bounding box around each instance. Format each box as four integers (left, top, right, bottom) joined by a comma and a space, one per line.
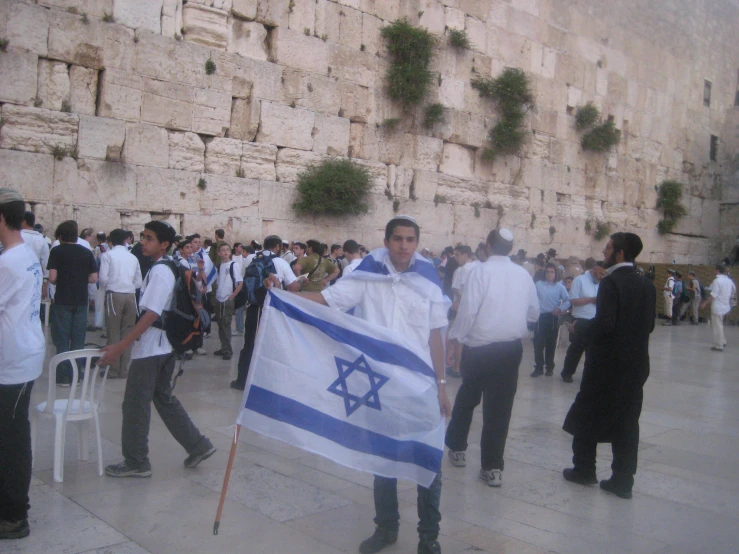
222, 353, 232, 361
57, 377, 72, 387
561, 373, 573, 383
214, 349, 224, 356
0, 518, 30, 540
600, 477, 632, 499
530, 370, 543, 378
105, 461, 152, 478
545, 369, 553, 376
563, 467, 597, 485
230, 380, 245, 391
418, 539, 441, 554
184, 440, 217, 468
359, 527, 398, 554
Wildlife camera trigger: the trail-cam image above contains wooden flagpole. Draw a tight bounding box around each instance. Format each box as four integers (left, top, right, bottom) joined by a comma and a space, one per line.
213, 424, 241, 535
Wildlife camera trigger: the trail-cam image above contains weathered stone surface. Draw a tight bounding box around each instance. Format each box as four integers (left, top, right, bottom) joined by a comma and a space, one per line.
228, 20, 269, 61
241, 142, 277, 181
436, 110, 487, 148
205, 137, 243, 176
168, 131, 205, 172
281, 70, 342, 116
0, 49, 38, 105
329, 45, 376, 88
69, 66, 98, 116
444, 7, 465, 31
255, 0, 288, 27
400, 135, 443, 171
439, 78, 465, 110
0, 149, 54, 202
312, 114, 350, 156
98, 69, 143, 122
192, 88, 231, 136
271, 28, 328, 76
74, 205, 122, 232
232, 0, 257, 20
182, 4, 229, 49
77, 115, 126, 161
48, 11, 104, 69
123, 123, 169, 168
141, 78, 193, 131
257, 102, 315, 150
234, 57, 283, 103
439, 142, 475, 179
288, 0, 316, 34
162, 0, 183, 38
0, 105, 78, 154
7, 1, 49, 57
102, 24, 136, 73
37, 60, 70, 112
229, 97, 260, 141
53, 157, 137, 208
200, 174, 260, 213
275, 148, 325, 183
340, 81, 372, 123
114, 0, 163, 33
38, 0, 112, 18
136, 166, 200, 212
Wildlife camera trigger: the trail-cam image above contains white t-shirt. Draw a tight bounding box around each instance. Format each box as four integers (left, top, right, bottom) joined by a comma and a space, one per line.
131, 262, 175, 360
262, 251, 298, 287
21, 229, 50, 277
216, 260, 243, 302
451, 260, 480, 294
51, 237, 93, 251
0, 243, 45, 384
569, 270, 599, 320
341, 257, 362, 278
710, 274, 734, 316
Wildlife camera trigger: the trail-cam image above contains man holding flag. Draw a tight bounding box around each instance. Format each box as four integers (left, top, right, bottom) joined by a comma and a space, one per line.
251, 216, 450, 554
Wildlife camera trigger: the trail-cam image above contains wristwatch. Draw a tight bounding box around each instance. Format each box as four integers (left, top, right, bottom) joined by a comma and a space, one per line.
437, 379, 447, 385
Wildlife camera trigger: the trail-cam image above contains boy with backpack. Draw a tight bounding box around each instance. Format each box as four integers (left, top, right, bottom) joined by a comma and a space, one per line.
214, 243, 243, 361
231, 235, 301, 391
97, 221, 216, 477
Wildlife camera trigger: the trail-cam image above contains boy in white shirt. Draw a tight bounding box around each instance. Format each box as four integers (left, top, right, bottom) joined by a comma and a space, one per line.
214, 243, 243, 360
0, 189, 45, 540
98, 221, 215, 478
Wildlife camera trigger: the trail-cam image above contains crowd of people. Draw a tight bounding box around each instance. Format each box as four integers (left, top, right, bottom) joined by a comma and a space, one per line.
0, 184, 736, 550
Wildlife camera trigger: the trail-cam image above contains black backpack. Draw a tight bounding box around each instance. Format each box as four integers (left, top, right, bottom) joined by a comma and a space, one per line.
152, 260, 205, 354
229, 261, 249, 310
242, 252, 278, 307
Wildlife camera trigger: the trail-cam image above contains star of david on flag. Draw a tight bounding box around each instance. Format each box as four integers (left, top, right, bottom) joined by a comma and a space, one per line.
237, 289, 444, 487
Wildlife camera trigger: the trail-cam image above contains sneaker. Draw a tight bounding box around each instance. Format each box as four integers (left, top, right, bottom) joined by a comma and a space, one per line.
479, 468, 502, 487
184, 440, 216, 468
222, 353, 232, 361
600, 477, 632, 499
563, 467, 598, 485
57, 377, 72, 388
230, 380, 245, 391
561, 373, 574, 383
359, 527, 398, 554
0, 518, 30, 540
232, 330, 241, 336
530, 370, 543, 378
418, 539, 441, 554
195, 348, 207, 355
105, 461, 152, 478
447, 449, 466, 467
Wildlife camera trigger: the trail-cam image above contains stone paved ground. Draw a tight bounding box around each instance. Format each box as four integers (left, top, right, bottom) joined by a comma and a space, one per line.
8, 320, 739, 554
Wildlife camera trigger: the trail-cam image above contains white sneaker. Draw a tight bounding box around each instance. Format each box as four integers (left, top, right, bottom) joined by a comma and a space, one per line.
447, 449, 466, 467
479, 468, 502, 487
196, 348, 207, 355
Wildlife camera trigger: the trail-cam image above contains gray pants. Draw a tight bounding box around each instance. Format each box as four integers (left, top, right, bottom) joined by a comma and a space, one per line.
121, 354, 207, 470
105, 292, 137, 376
216, 299, 234, 355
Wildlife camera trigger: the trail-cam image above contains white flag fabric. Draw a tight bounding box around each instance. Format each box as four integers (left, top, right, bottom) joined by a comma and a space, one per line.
237, 289, 444, 487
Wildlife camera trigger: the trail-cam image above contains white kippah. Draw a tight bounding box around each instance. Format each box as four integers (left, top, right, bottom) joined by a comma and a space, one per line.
0, 188, 23, 204
389, 214, 418, 224
499, 228, 514, 242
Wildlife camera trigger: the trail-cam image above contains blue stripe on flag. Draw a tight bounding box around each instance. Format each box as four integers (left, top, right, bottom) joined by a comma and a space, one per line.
246, 385, 442, 473
268, 291, 435, 379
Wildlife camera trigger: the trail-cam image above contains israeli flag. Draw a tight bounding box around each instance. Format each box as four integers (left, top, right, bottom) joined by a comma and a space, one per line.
237, 289, 444, 487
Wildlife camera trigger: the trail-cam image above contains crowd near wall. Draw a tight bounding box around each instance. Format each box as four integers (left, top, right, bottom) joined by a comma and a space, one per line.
0, 0, 737, 262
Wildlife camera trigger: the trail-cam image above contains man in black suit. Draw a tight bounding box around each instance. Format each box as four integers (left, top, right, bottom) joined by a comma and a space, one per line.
561, 232, 656, 499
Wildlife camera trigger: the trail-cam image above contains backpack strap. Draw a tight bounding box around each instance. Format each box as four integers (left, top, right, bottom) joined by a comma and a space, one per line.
228, 261, 236, 290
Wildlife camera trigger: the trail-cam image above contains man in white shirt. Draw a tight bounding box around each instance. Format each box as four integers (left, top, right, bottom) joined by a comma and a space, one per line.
561, 258, 604, 383
98, 221, 215, 478
231, 235, 300, 390
701, 264, 736, 351
340, 239, 362, 278
446, 229, 539, 487
99, 229, 143, 379
447, 245, 479, 378
214, 243, 243, 360
20, 211, 49, 280
296, 216, 450, 554
0, 189, 45, 540
662, 269, 675, 319
281, 239, 296, 264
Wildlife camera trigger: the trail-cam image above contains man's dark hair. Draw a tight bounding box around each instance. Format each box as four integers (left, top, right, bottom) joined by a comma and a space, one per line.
306, 239, 323, 256
0, 200, 25, 231
343, 239, 359, 254
56, 220, 79, 243
215, 228, 225, 239
97, 231, 107, 243
23, 210, 35, 227
244, 245, 255, 254
564, 276, 573, 282
203, 238, 213, 247
125, 230, 134, 241
178, 239, 192, 251
675, 270, 683, 278
294, 241, 306, 251
486, 229, 513, 256
109, 228, 127, 246
716, 264, 727, 274
264, 235, 282, 251
384, 217, 420, 241
359, 245, 367, 253
188, 233, 201, 240
233, 242, 242, 250
144, 220, 176, 249
331, 243, 341, 254
610, 232, 643, 262
584, 257, 597, 270
454, 245, 472, 256
80, 227, 93, 240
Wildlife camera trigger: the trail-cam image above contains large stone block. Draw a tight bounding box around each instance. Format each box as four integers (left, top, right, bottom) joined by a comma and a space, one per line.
182, 4, 229, 49
74, 205, 122, 233
98, 69, 143, 122
271, 28, 328, 76
229, 97, 260, 141
257, 101, 315, 150
69, 66, 98, 116
329, 45, 376, 88
233, 56, 283, 103
256, 0, 288, 27
53, 158, 137, 208
192, 88, 231, 136
400, 135, 444, 171
37, 60, 70, 112
168, 131, 205, 172
232, 0, 257, 20
288, 0, 316, 34
258, 181, 296, 220
361, 13, 383, 56
242, 142, 278, 181
418, 0, 445, 35
439, 142, 475, 179
141, 78, 193, 131
7, 1, 49, 57
0, 49, 37, 105
200, 174, 260, 213
123, 123, 169, 168
465, 16, 487, 53
114, 0, 163, 33
0, 149, 54, 202
340, 81, 372, 123
436, 110, 487, 149
275, 148, 325, 183
137, 167, 201, 213
348, 122, 378, 160
102, 23, 136, 73
38, 0, 112, 19
48, 11, 104, 69
77, 115, 126, 161
0, 104, 78, 154
162, 0, 184, 38
228, 20, 269, 61
205, 137, 243, 176
312, 114, 351, 156
282, 70, 342, 116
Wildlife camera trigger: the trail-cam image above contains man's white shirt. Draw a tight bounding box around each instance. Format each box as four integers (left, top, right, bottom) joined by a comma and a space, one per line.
216, 260, 243, 302
21, 229, 50, 277
710, 274, 734, 316
340, 257, 362, 278
451, 259, 480, 294
99, 245, 142, 294
569, 270, 599, 319
132, 262, 175, 359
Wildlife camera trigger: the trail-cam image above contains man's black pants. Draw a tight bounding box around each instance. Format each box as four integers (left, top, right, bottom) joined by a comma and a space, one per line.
0, 381, 34, 522
561, 318, 592, 378
235, 304, 261, 387
445, 340, 522, 470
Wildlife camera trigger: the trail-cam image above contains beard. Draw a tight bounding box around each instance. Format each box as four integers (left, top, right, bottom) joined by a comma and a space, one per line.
603, 251, 618, 268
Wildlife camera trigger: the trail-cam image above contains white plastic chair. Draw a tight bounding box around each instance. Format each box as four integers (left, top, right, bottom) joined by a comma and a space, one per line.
30, 349, 110, 483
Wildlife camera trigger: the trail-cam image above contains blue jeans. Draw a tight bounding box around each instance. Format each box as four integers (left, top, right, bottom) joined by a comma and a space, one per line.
50, 304, 88, 381
373, 472, 442, 541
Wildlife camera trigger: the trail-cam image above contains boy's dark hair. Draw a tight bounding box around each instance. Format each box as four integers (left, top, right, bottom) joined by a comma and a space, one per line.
109, 228, 127, 246
454, 245, 472, 256
610, 232, 643, 262
178, 239, 192, 251
125, 230, 134, 241
145, 220, 176, 249
716, 264, 727, 274
56, 220, 79, 243
188, 233, 201, 240
218, 242, 232, 252
331, 243, 341, 254
0, 200, 25, 231
23, 210, 35, 227
233, 242, 242, 250
306, 239, 323, 256
343, 239, 359, 254
244, 245, 255, 254
215, 228, 225, 239
294, 241, 306, 251
384, 217, 420, 241
264, 235, 282, 251
203, 238, 213, 247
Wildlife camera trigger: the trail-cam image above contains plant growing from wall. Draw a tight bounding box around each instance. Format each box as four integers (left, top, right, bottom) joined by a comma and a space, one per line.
0, 38, 8, 52
656, 180, 687, 234
61, 100, 72, 113
380, 19, 436, 111
471, 67, 534, 159
433, 193, 447, 206
81, 13, 89, 24
293, 159, 372, 216
382, 118, 401, 131
424, 103, 444, 128
102, 12, 114, 23
448, 29, 470, 50
472, 202, 481, 218
549, 226, 556, 237
574, 103, 621, 152
575, 102, 600, 130
205, 59, 216, 75
235, 167, 245, 178
393, 199, 400, 213
197, 178, 207, 190
593, 220, 612, 240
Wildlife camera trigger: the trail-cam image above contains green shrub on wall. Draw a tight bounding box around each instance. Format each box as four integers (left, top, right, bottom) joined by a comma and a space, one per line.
575, 103, 600, 130
293, 159, 372, 216
381, 19, 436, 110
574, 103, 621, 152
656, 180, 687, 234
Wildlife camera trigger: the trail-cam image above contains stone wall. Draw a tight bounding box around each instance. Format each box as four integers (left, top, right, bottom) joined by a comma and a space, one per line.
1, 0, 737, 262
